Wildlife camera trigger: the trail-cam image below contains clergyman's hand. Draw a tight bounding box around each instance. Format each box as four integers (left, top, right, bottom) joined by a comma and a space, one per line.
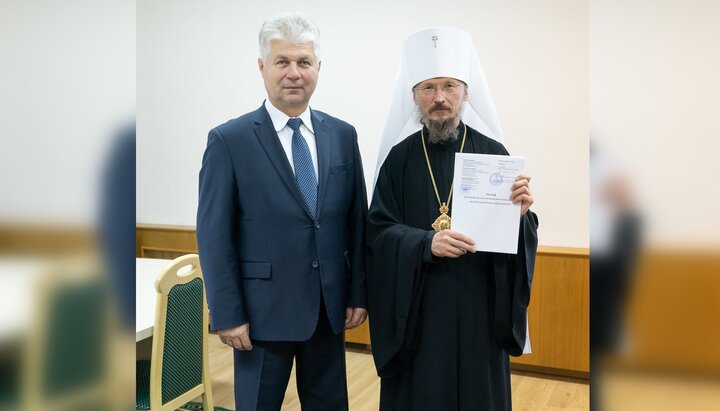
431, 230, 476, 258
510, 174, 534, 215
345, 307, 368, 329
218, 323, 253, 351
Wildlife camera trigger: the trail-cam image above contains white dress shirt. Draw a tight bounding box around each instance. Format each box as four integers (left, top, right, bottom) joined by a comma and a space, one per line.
264, 100, 319, 178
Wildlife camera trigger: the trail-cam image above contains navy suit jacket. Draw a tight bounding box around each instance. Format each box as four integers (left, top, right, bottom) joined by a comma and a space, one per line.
197, 105, 367, 341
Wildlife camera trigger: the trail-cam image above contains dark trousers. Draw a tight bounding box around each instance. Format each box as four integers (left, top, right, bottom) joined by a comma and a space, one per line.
233, 304, 348, 411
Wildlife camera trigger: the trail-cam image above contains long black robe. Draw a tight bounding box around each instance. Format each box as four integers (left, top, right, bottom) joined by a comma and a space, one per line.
367, 124, 538, 411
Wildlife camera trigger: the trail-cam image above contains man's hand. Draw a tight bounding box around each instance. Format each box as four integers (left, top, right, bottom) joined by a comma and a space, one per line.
431, 230, 476, 258
510, 174, 534, 215
345, 307, 368, 329
218, 323, 253, 351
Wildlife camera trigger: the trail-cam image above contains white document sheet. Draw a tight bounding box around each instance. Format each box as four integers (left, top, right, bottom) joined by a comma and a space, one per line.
452, 153, 525, 254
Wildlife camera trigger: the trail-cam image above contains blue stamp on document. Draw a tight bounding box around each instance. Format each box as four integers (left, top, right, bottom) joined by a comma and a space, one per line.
489, 172, 503, 186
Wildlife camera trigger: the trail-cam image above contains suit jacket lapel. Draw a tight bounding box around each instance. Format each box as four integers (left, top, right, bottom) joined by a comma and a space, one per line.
311, 109, 331, 220
253, 106, 312, 218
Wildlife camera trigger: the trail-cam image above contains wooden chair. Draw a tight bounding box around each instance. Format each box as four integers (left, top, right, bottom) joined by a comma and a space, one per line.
136, 254, 214, 410
22, 259, 116, 411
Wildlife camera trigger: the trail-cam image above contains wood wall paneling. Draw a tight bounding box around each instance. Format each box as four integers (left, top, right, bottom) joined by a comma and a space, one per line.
345, 319, 371, 347
136, 224, 589, 376
136, 224, 198, 258
511, 248, 589, 374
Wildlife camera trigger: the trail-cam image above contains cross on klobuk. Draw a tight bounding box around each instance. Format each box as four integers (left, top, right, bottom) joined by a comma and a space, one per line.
432, 35, 438, 48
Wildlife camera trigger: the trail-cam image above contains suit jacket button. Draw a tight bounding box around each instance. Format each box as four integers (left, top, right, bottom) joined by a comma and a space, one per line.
311, 261, 319, 269
314, 222, 320, 229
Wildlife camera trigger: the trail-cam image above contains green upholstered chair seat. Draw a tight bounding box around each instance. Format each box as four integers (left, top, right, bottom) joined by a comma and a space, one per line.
177, 402, 234, 411
136, 360, 151, 410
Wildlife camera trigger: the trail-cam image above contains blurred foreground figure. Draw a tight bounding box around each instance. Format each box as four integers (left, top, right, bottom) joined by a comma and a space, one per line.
0, 125, 133, 410
590, 143, 641, 410
590, 144, 641, 356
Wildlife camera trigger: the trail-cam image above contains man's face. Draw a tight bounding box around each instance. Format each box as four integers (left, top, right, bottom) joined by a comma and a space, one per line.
258, 40, 320, 116
413, 77, 467, 126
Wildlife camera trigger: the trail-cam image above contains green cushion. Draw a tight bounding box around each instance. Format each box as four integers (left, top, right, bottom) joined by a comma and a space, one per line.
161, 278, 204, 404
136, 360, 150, 410
179, 401, 233, 411
42, 280, 107, 398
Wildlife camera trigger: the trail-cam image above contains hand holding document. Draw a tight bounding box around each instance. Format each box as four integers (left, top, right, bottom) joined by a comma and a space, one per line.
452, 153, 525, 254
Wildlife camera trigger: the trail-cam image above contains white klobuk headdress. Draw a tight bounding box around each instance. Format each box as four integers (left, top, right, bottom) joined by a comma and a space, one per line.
374, 27, 505, 183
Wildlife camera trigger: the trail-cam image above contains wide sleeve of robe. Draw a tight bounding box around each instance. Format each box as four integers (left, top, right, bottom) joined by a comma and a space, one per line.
366, 144, 539, 377
492, 211, 538, 356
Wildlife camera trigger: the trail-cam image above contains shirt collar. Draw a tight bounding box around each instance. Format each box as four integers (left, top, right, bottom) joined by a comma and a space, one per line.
264, 99, 314, 134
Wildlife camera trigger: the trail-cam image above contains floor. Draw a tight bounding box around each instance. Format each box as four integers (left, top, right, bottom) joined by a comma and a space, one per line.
200, 334, 589, 410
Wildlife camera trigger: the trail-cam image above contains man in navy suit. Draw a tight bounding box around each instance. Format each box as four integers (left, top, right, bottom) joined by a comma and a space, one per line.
196, 12, 367, 411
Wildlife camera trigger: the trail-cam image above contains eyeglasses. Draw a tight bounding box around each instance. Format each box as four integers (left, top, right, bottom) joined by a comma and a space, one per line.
413, 82, 464, 97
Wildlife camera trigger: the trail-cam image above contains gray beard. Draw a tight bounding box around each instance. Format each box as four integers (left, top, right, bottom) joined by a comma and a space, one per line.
416, 104, 464, 144
425, 118, 460, 144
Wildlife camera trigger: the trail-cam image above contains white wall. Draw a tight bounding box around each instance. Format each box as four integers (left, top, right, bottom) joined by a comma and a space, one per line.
590, 0, 720, 247
137, 0, 589, 247
0, 0, 135, 225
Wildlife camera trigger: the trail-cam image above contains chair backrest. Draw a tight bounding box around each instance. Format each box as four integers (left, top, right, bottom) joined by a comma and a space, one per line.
23, 259, 115, 411
149, 254, 212, 411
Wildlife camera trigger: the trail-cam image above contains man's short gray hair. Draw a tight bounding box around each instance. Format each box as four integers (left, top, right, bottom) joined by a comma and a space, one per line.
258, 12, 320, 61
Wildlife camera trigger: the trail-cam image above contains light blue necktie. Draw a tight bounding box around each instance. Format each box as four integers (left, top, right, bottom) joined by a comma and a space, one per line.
287, 118, 317, 218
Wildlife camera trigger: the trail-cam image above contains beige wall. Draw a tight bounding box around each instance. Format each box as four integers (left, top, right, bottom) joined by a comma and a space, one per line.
137, 0, 589, 247
590, 0, 720, 247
